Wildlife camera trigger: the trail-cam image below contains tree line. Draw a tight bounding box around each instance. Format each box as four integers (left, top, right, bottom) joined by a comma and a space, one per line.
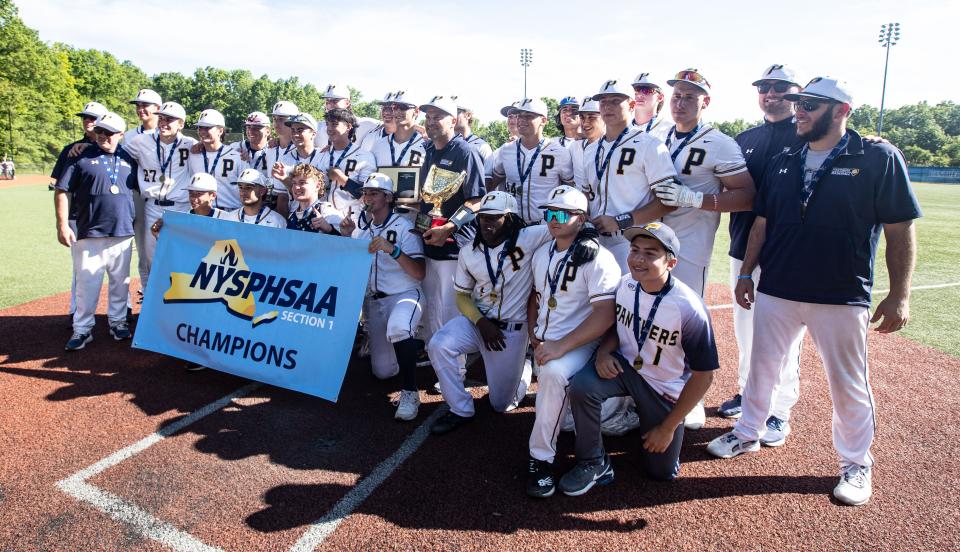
2, 0, 958, 171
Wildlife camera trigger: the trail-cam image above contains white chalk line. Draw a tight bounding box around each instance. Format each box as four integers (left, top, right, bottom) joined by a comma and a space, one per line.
707, 281, 960, 311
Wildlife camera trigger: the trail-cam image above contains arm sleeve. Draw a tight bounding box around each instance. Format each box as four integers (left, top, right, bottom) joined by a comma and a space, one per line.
557, 146, 575, 184
463, 148, 486, 199
453, 253, 477, 293
399, 220, 425, 259
587, 250, 621, 303
55, 160, 78, 192
874, 146, 922, 223
456, 290, 484, 324
490, 146, 505, 179
713, 134, 749, 177
680, 299, 721, 372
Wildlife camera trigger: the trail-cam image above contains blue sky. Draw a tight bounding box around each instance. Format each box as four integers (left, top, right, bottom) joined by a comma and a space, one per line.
19, 0, 956, 124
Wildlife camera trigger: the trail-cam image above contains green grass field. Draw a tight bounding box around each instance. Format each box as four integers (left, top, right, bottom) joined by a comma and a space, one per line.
2, 179, 958, 356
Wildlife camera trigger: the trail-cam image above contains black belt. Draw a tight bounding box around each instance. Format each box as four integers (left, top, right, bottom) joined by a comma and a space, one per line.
491, 319, 523, 332
371, 292, 389, 300
154, 199, 174, 206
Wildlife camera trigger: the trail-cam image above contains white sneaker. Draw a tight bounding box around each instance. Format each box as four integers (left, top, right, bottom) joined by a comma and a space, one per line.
833, 465, 872, 506
600, 409, 641, 437
394, 390, 420, 421
760, 416, 791, 447
684, 400, 706, 430
706, 431, 761, 459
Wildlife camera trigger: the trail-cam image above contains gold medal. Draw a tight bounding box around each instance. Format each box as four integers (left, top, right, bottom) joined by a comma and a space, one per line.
489, 292, 498, 302
547, 296, 558, 310
633, 356, 643, 371
159, 175, 166, 184
109, 185, 120, 194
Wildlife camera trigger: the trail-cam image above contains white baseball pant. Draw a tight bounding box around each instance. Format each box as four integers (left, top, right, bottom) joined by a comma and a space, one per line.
362, 288, 423, 380
734, 292, 876, 468
133, 195, 148, 286
730, 257, 802, 420
138, 200, 190, 291
672, 258, 709, 298
421, 258, 460, 341
72, 236, 133, 334
68, 220, 78, 315
428, 315, 532, 416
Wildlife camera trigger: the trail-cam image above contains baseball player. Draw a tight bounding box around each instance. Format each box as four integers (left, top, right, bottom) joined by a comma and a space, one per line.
54, 112, 138, 351
321, 108, 377, 215
230, 111, 290, 215
582, 79, 678, 271
124, 88, 161, 142
526, 185, 620, 498
427, 191, 552, 434
224, 168, 286, 228
555, 96, 582, 147
630, 73, 672, 141
376, 91, 400, 139
570, 99, 604, 191
187, 109, 242, 210
558, 223, 719, 496
150, 172, 226, 238
285, 163, 344, 234
339, 173, 426, 421
272, 113, 328, 212
371, 92, 425, 168
269, 100, 299, 158
453, 97, 494, 160
314, 83, 382, 152
488, 98, 575, 224
708, 76, 921, 507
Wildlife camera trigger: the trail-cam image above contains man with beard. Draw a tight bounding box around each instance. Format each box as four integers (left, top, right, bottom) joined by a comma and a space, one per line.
630, 73, 671, 141
707, 77, 921, 507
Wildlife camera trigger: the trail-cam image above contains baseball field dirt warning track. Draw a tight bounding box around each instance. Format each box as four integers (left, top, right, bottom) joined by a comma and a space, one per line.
1, 283, 957, 551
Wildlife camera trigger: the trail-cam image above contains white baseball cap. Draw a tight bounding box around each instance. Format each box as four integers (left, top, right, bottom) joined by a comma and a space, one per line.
451, 95, 472, 112
752, 64, 800, 86
592, 79, 633, 100
76, 101, 108, 118
538, 185, 588, 213
514, 98, 549, 117
323, 83, 350, 100
157, 101, 187, 121
94, 112, 126, 134
284, 113, 318, 132
476, 191, 517, 216
500, 100, 520, 117
631, 73, 661, 89
379, 90, 417, 108
234, 168, 266, 187
784, 76, 854, 105
578, 100, 600, 114
667, 68, 711, 94
186, 172, 218, 192
419, 95, 457, 118
362, 172, 395, 194
129, 89, 162, 106
271, 100, 300, 117
196, 109, 226, 128
244, 111, 270, 127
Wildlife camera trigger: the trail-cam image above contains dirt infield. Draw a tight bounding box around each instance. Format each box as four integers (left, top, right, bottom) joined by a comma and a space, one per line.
1, 283, 957, 551
0, 174, 50, 189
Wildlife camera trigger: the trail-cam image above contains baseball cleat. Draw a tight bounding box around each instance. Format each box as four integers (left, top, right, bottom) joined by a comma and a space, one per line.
526, 458, 556, 498
707, 431, 760, 459
760, 416, 791, 447
684, 400, 706, 430
65, 332, 93, 351
430, 411, 473, 435
718, 393, 743, 419
559, 455, 615, 496
394, 390, 420, 421
833, 465, 872, 506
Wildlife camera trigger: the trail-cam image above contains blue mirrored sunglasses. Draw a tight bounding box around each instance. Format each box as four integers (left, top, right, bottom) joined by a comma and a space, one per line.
543, 209, 572, 224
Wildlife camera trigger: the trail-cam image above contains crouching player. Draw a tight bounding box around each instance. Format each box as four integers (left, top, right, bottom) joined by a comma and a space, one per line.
340, 173, 426, 421
427, 191, 552, 435
558, 223, 719, 496
284, 163, 344, 234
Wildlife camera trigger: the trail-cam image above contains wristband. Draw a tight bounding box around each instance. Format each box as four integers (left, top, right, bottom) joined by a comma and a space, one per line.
391, 245, 402, 259
614, 212, 633, 231
737, 274, 753, 280
710, 194, 718, 211
449, 205, 475, 229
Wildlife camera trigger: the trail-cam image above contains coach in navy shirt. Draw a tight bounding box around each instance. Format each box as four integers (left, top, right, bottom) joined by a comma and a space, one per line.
707, 77, 921, 508
55, 112, 140, 351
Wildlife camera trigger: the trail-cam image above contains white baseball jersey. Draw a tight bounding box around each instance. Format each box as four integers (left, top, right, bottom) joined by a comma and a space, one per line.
613, 274, 719, 400
352, 211, 425, 296
315, 117, 383, 152
319, 144, 377, 214
224, 206, 287, 228
266, 142, 297, 195
187, 144, 243, 210
371, 132, 426, 168
229, 140, 289, 197
454, 224, 552, 322
569, 138, 594, 191
463, 134, 494, 161
632, 114, 673, 142
582, 128, 676, 218
491, 138, 574, 223
531, 240, 620, 341
662, 123, 748, 267
123, 125, 157, 144
123, 133, 198, 206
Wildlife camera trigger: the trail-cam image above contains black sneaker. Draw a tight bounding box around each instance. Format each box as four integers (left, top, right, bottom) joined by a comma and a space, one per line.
184, 362, 208, 372
526, 458, 555, 498
109, 323, 132, 341
559, 455, 614, 496
430, 412, 473, 435
65, 332, 93, 351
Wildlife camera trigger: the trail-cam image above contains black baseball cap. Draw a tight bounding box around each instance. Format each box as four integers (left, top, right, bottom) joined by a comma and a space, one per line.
623, 222, 680, 257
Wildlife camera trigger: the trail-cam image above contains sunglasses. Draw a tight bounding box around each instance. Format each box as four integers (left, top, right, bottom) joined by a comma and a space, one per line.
543, 209, 573, 224
794, 99, 836, 113
673, 70, 710, 87
633, 86, 659, 96
94, 127, 119, 136
757, 82, 793, 94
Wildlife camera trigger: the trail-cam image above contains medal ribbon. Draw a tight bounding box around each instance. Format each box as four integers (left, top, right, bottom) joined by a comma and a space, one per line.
633, 275, 674, 361
202, 144, 225, 175
389, 134, 420, 166
329, 144, 352, 170
666, 122, 702, 162
517, 138, 545, 189
799, 133, 849, 217
594, 127, 630, 181
239, 204, 270, 225
546, 242, 576, 305
482, 243, 509, 296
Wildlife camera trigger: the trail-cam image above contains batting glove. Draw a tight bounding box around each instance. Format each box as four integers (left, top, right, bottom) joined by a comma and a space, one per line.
654, 180, 703, 209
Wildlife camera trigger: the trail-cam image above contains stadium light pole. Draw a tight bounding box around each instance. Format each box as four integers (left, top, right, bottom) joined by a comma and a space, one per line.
520, 48, 533, 99
877, 22, 901, 137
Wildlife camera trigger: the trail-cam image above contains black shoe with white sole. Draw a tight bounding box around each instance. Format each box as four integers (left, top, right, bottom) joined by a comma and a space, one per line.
559, 455, 615, 496
526, 458, 556, 498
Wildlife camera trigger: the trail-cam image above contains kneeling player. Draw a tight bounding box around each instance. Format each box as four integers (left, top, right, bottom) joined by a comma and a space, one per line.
427, 191, 552, 434
340, 173, 426, 421
558, 223, 718, 496
226, 169, 287, 228
150, 173, 226, 237
285, 163, 344, 234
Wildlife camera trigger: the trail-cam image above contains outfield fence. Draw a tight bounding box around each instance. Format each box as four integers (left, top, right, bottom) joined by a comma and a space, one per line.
909, 166, 960, 184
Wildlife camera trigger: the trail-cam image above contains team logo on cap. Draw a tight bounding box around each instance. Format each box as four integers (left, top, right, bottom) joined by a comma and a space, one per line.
645, 222, 662, 230
604, 80, 617, 89
549, 187, 567, 198
326, 85, 336, 94
430, 95, 445, 102
766, 64, 784, 76
636, 73, 649, 80
808, 77, 823, 85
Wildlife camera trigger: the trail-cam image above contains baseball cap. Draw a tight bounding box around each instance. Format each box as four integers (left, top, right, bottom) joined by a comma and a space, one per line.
579, 100, 600, 114
362, 172, 395, 194
476, 191, 518, 216
752, 64, 800, 86
592, 79, 633, 100
157, 101, 187, 121
500, 100, 520, 117
667, 68, 711, 94
450, 95, 471, 112
271, 100, 300, 117
196, 109, 226, 128
558, 96, 580, 109
76, 101, 108, 118
186, 172, 218, 192
631, 72, 661, 89
94, 112, 126, 134
623, 222, 680, 257
284, 113, 318, 132
244, 111, 270, 127
129, 89, 162, 106
322, 83, 350, 101
514, 98, 549, 117
538, 185, 588, 213
379, 90, 417, 108
419, 95, 457, 118
234, 168, 266, 187
783, 76, 854, 105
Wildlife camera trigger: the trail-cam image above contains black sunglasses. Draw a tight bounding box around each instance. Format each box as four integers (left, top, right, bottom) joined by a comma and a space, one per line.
794, 99, 837, 113
94, 127, 119, 136
757, 82, 793, 94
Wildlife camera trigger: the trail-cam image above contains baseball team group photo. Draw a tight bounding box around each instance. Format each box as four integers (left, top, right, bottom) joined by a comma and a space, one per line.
2, 1, 958, 550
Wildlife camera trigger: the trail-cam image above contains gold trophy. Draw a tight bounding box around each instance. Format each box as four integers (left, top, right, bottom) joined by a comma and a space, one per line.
415, 165, 467, 235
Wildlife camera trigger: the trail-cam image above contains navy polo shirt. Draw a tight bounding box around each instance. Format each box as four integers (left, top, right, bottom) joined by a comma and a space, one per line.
730, 117, 804, 260
51, 136, 95, 222
755, 129, 922, 307
56, 145, 140, 239
419, 134, 486, 260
